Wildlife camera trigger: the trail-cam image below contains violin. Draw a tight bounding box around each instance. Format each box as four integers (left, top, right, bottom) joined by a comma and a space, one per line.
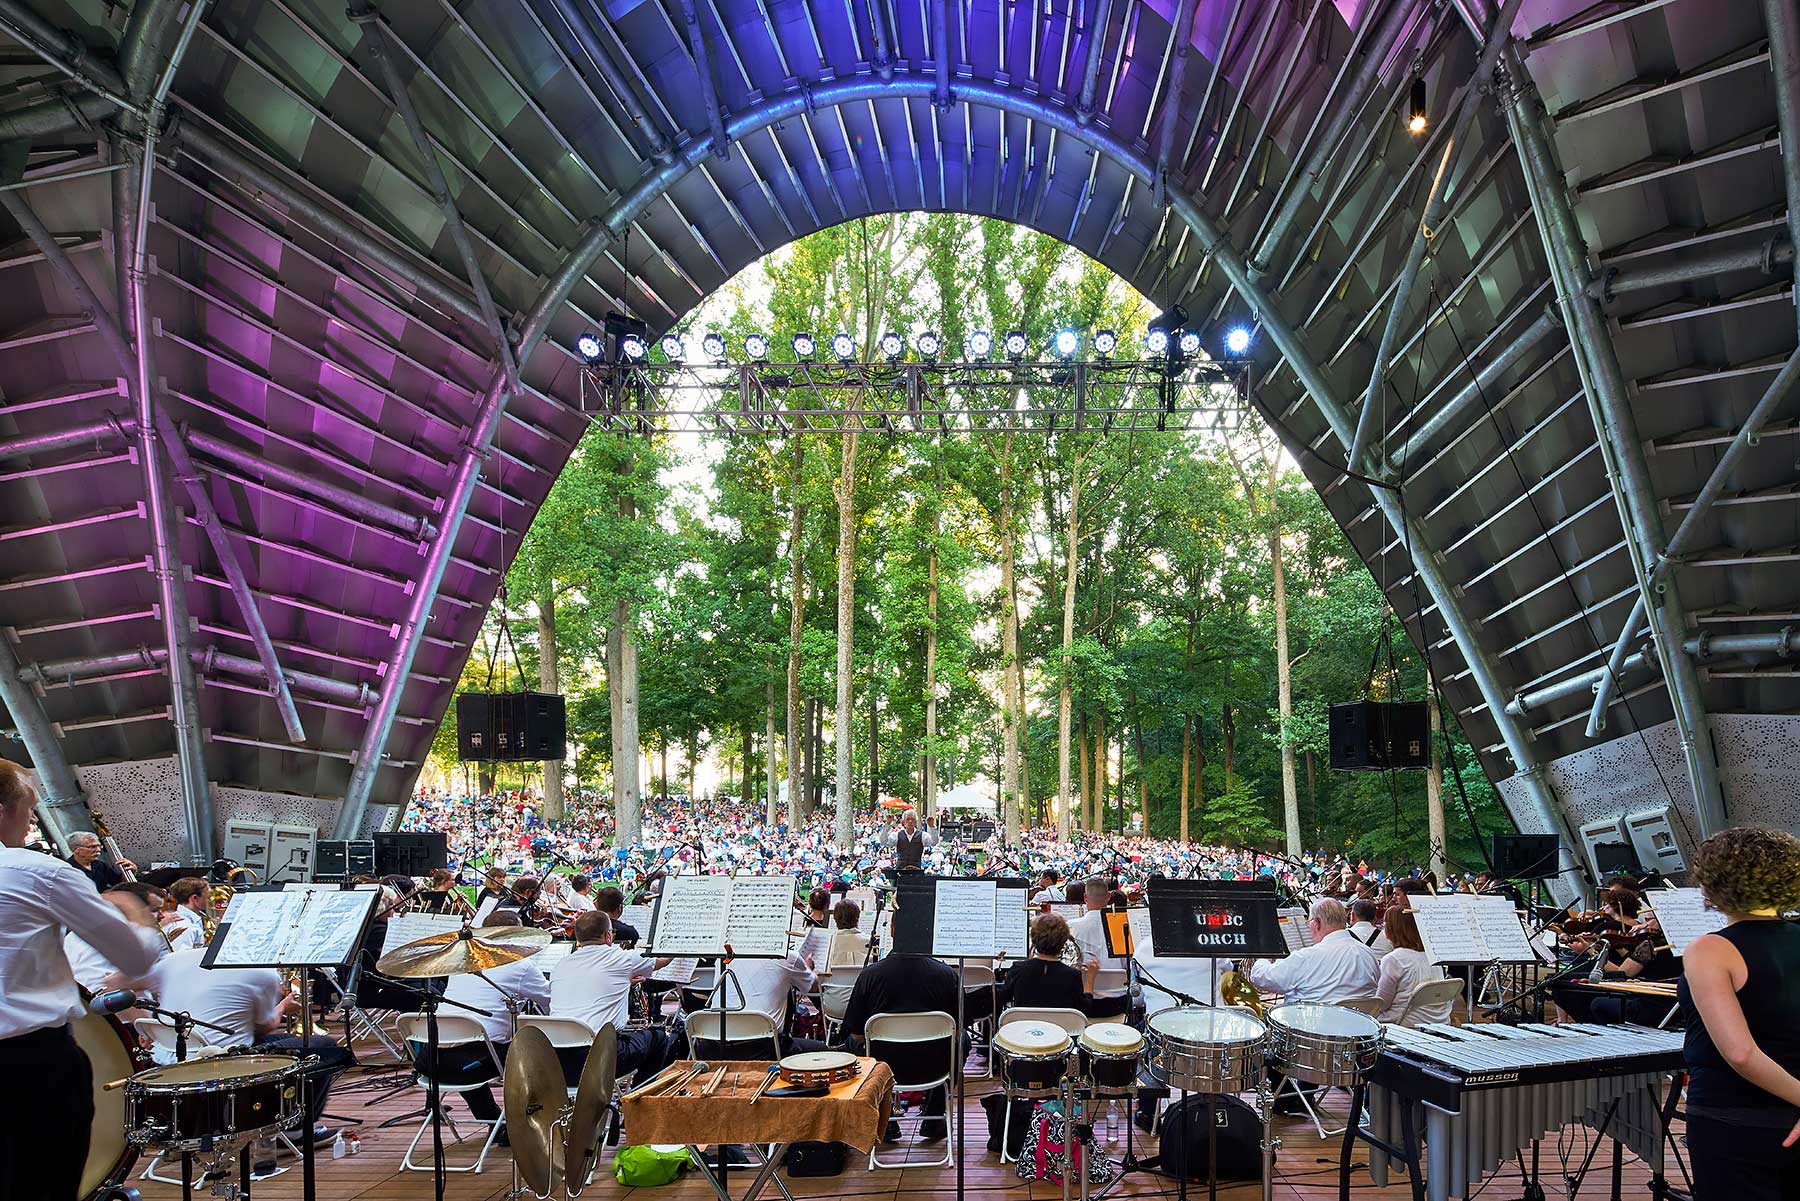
1551, 907, 1621, 937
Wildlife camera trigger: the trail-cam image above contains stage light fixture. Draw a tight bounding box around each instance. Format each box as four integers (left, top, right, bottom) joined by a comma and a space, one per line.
1224, 326, 1252, 356
967, 330, 993, 360
1053, 329, 1079, 359
1093, 329, 1117, 357
659, 333, 686, 361
1003, 330, 1028, 360
619, 333, 648, 361
831, 332, 857, 361
1177, 330, 1202, 357
879, 331, 905, 360
576, 333, 604, 363
792, 332, 817, 360
744, 334, 770, 361
701, 332, 727, 359
916, 331, 943, 359
1408, 78, 1428, 135
1144, 328, 1170, 355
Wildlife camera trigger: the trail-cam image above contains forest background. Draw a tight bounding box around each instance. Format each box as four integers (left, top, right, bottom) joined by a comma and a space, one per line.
426, 213, 1513, 874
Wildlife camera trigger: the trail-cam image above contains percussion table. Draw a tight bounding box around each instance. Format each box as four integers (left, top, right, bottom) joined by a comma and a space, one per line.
621, 1058, 894, 1201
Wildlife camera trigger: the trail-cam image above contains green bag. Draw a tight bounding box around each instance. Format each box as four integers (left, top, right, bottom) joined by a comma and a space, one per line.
613, 1144, 690, 1187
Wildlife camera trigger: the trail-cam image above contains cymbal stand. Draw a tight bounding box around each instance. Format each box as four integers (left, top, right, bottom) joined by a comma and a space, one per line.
369, 972, 492, 1201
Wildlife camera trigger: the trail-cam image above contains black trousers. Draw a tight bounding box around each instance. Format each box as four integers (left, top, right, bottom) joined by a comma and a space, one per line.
1688, 1113, 1800, 1201
256, 1032, 354, 1127
0, 1025, 93, 1201
411, 1040, 506, 1122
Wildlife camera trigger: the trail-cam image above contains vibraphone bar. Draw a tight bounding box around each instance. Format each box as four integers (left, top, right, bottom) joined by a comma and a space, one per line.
1352, 1022, 1687, 1201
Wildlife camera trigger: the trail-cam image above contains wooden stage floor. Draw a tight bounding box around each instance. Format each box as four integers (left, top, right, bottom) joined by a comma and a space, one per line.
126, 1042, 1684, 1201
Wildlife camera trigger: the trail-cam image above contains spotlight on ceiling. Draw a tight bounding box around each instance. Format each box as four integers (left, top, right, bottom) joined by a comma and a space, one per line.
830, 332, 857, 361
879, 331, 905, 361
1093, 329, 1117, 357
1144, 328, 1170, 355
1003, 329, 1028, 360
701, 332, 727, 359
967, 330, 994, 360
1177, 330, 1203, 358
619, 333, 648, 362
1408, 77, 1428, 135
659, 333, 686, 361
1224, 326, 1253, 357
1053, 329, 1079, 359
576, 333, 604, 363
916, 331, 943, 360
792, 332, 817, 360
744, 333, 770, 361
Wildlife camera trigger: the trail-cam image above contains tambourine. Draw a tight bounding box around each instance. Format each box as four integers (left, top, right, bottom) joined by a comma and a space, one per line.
777, 1050, 861, 1088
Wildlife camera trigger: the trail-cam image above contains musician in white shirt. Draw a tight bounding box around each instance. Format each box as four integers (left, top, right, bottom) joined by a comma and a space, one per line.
1068, 877, 1130, 1018
0, 759, 169, 1201
1348, 899, 1393, 956
548, 911, 678, 1082
1373, 905, 1452, 1027
718, 945, 823, 1054
431, 910, 552, 1125
1247, 897, 1381, 1003
162, 877, 211, 950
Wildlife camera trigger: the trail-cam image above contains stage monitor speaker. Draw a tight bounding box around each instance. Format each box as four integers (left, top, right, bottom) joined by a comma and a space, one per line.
1328, 701, 1430, 771
1491, 832, 1562, 880
374, 831, 447, 877
456, 691, 565, 761
222, 820, 273, 879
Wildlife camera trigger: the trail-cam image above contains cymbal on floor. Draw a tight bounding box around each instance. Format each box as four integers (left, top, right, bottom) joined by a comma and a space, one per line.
374, 925, 549, 978
504, 1024, 564, 1197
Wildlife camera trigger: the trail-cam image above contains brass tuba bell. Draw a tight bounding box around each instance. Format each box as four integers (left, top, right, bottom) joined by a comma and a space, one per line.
1219, 964, 1265, 1018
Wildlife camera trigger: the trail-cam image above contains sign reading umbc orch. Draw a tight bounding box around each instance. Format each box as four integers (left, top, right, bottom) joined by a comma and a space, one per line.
1144, 877, 1288, 959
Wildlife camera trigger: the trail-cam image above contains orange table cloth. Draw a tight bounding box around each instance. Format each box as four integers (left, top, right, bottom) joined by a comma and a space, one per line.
622, 1058, 895, 1152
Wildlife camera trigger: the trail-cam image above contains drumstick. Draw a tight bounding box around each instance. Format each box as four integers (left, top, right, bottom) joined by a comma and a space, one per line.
701, 1064, 728, 1097
102, 1077, 130, 1091
623, 1063, 700, 1101
748, 1063, 781, 1104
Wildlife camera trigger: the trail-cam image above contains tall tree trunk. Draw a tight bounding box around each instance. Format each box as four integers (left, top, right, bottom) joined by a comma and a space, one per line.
1055, 463, 1082, 838
1133, 716, 1148, 832
1092, 712, 1107, 832
1427, 666, 1448, 880
923, 529, 939, 820
607, 601, 641, 845
1272, 513, 1300, 855
537, 587, 563, 821
1078, 713, 1091, 832
785, 437, 807, 825
867, 681, 880, 813
809, 698, 824, 814
742, 726, 753, 807
1221, 702, 1235, 789
833, 424, 858, 848
765, 670, 779, 826
660, 742, 669, 801
998, 431, 1023, 843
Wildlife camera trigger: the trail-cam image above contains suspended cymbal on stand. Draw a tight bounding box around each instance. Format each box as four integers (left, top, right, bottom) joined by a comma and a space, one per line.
375, 924, 550, 977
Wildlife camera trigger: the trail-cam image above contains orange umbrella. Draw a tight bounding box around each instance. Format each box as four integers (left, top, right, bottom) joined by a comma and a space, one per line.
879, 798, 911, 810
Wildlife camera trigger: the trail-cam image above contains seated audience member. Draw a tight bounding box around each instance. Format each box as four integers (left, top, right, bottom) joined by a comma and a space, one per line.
997, 914, 1087, 1011
1374, 905, 1452, 1026
548, 911, 678, 1083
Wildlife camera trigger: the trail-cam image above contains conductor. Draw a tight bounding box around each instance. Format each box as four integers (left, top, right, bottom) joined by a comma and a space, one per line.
890, 808, 936, 873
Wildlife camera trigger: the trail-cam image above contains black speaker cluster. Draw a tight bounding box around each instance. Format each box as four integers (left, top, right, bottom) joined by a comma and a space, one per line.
1327, 700, 1430, 771
455, 690, 567, 762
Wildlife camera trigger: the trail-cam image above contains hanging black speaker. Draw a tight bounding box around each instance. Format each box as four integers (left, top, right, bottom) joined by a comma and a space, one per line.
1328, 701, 1430, 771
456, 691, 565, 761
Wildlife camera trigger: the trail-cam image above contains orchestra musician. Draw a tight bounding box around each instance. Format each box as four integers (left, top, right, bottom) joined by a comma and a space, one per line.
418, 867, 475, 917
593, 886, 639, 947
64, 829, 134, 891
1373, 904, 1452, 1027
1677, 826, 1800, 1200
547, 911, 679, 1083
65, 880, 171, 993
0, 759, 168, 1201
1243, 898, 1380, 1114
163, 876, 212, 950
1068, 877, 1130, 1019
1553, 882, 1678, 1025
563, 873, 597, 913
996, 914, 1087, 1010
435, 910, 553, 1130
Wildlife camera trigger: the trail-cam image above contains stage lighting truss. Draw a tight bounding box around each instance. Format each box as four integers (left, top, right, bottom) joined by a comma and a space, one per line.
578, 357, 1250, 437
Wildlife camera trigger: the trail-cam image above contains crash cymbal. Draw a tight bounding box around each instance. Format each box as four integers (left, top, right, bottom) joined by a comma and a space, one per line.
566, 1024, 619, 1184
504, 1025, 564, 1197
374, 925, 549, 978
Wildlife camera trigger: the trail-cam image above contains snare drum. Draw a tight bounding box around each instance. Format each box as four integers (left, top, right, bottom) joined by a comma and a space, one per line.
1078, 1022, 1144, 1094
1144, 1006, 1267, 1093
1264, 1003, 1382, 1088
778, 1050, 862, 1087
993, 1021, 1073, 1095
125, 1054, 304, 1151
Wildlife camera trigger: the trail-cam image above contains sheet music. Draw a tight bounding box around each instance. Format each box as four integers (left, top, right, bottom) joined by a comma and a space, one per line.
209, 891, 309, 965
289, 887, 380, 965
995, 889, 1030, 960
1127, 907, 1155, 957
207, 887, 377, 967
656, 956, 699, 985
1467, 895, 1536, 962
385, 911, 463, 952
620, 904, 655, 938
1049, 902, 1085, 923
650, 874, 732, 954
1410, 894, 1490, 964
1278, 916, 1306, 954
533, 942, 575, 974
796, 925, 829, 967
932, 879, 999, 957
724, 875, 797, 958
1646, 887, 1729, 955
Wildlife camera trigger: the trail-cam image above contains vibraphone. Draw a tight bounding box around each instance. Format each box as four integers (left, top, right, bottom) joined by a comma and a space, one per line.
1350, 1022, 1685, 1201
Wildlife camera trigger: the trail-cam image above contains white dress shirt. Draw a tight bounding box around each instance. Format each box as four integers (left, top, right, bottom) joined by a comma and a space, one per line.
549, 943, 655, 1032
0, 847, 166, 1040
1347, 921, 1393, 957
1030, 887, 1064, 906
1068, 910, 1127, 999
165, 908, 207, 951
720, 952, 815, 1028
564, 890, 596, 913
1374, 947, 1451, 1026
144, 948, 282, 1048
443, 956, 551, 1044
1248, 927, 1381, 1003
1133, 950, 1230, 1014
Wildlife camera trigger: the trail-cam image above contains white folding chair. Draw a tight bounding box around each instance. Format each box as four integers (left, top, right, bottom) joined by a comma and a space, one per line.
819, 986, 855, 1042
396, 1014, 504, 1173
866, 1011, 956, 1169
993, 1007, 1088, 1160
1340, 996, 1385, 1016
1089, 967, 1131, 1019
687, 1009, 780, 1062
517, 1015, 597, 1097
1391, 978, 1464, 1028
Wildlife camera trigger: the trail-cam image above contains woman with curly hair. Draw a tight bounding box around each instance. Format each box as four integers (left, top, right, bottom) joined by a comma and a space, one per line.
1677, 825, 1800, 1199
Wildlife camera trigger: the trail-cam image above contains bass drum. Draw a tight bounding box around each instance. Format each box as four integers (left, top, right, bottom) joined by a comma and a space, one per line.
73, 1003, 142, 1199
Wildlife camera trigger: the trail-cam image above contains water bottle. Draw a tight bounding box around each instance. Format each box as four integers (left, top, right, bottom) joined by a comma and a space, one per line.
331, 1131, 347, 1160
1106, 1101, 1120, 1144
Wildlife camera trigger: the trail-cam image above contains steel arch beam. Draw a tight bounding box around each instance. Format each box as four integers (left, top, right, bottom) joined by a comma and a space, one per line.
332, 69, 1591, 900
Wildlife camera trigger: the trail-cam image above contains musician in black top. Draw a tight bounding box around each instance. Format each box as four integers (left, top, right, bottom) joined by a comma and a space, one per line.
890, 808, 935, 873
1677, 827, 1800, 1200
996, 914, 1087, 1011
65, 830, 133, 891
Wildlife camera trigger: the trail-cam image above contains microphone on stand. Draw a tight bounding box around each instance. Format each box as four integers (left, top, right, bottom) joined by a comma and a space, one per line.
89, 989, 140, 1015
1587, 939, 1612, 981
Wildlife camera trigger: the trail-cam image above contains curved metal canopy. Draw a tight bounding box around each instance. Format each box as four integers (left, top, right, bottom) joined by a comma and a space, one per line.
0, 0, 1794, 879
